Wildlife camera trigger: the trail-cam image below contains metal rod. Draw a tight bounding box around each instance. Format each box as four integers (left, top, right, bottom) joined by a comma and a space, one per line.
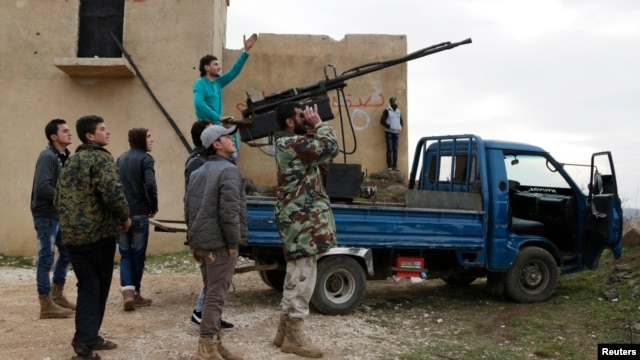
109, 32, 192, 153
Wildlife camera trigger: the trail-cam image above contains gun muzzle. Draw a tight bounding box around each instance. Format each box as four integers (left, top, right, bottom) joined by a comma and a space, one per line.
221, 118, 253, 126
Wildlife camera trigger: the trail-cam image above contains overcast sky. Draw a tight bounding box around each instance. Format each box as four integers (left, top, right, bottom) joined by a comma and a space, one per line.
226, 0, 640, 208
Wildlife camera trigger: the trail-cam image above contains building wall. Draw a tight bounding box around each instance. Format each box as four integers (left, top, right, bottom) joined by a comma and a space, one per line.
224, 33, 408, 186
0, 0, 407, 257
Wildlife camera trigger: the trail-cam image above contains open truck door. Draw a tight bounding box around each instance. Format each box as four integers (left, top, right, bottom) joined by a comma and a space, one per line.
583, 151, 623, 268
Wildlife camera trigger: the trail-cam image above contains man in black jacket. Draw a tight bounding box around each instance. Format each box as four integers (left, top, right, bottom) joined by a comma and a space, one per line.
116, 128, 158, 311
30, 118, 76, 319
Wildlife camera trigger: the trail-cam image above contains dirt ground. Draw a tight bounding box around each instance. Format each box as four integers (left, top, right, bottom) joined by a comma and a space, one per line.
2, 230, 638, 360
0, 261, 453, 360
3, 182, 636, 359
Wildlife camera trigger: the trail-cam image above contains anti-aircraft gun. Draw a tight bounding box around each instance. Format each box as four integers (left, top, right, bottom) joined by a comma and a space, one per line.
233, 38, 472, 201
234, 38, 471, 142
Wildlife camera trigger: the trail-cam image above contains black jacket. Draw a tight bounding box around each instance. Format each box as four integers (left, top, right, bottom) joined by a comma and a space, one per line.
31, 143, 69, 218
116, 148, 158, 216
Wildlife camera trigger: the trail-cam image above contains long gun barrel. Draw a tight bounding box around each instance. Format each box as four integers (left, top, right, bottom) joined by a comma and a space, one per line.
237, 38, 472, 142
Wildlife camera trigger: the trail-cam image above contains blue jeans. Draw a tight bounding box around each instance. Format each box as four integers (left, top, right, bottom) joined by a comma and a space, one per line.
118, 215, 149, 292
33, 216, 71, 295
196, 286, 205, 312
385, 131, 399, 168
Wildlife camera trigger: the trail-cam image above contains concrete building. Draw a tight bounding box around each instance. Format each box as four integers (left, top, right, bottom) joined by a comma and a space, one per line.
0, 0, 407, 256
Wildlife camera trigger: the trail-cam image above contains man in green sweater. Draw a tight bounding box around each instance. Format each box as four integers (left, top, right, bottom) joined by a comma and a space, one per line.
193, 33, 258, 155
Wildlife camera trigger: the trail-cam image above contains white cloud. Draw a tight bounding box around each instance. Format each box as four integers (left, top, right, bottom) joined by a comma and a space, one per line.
467, 0, 580, 41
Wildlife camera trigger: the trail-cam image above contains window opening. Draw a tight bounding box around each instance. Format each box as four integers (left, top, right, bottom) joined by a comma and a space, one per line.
77, 0, 125, 58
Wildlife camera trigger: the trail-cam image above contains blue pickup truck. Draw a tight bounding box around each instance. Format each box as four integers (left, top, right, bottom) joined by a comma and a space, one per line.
152, 134, 623, 315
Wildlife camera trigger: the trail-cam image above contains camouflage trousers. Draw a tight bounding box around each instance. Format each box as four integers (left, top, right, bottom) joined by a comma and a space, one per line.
279, 255, 317, 318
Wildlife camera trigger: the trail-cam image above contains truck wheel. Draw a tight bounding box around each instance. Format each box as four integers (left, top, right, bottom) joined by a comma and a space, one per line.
311, 255, 366, 316
259, 269, 285, 292
504, 247, 558, 302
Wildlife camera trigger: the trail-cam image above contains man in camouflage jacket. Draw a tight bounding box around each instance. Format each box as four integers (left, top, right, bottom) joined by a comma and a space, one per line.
55, 115, 130, 359
271, 102, 339, 358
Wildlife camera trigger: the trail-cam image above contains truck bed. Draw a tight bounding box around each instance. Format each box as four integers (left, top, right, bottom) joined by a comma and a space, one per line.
245, 195, 486, 251
151, 193, 487, 253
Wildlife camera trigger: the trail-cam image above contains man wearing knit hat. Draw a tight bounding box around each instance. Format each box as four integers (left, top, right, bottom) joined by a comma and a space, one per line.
185, 125, 248, 360
380, 96, 403, 172
116, 128, 158, 311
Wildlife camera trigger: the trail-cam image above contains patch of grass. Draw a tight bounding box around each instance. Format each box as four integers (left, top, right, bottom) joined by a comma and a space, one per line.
141, 250, 197, 274
360, 245, 640, 359
0, 251, 199, 274
389, 342, 530, 360
0, 254, 34, 268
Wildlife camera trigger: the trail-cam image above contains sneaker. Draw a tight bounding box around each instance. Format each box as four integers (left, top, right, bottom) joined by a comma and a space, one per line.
387, 167, 393, 172
190, 309, 234, 331
220, 319, 235, 331
190, 309, 201, 327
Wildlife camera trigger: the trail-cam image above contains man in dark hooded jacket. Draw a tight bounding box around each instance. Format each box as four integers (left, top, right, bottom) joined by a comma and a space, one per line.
116, 128, 158, 311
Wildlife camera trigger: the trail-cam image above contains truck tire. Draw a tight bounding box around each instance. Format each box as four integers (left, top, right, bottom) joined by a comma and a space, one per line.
504, 247, 558, 303
311, 255, 366, 316
259, 269, 285, 291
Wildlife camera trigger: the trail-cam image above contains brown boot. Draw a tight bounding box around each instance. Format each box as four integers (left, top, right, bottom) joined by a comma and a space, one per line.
217, 333, 243, 360
122, 288, 135, 311
51, 283, 76, 310
38, 294, 72, 319
273, 313, 287, 347
281, 316, 323, 358
134, 292, 152, 307
197, 337, 224, 360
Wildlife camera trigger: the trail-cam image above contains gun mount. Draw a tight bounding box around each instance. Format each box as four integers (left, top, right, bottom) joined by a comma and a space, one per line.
236, 38, 472, 143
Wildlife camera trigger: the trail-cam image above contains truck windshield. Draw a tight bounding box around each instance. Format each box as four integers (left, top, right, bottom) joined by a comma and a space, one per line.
504, 154, 572, 193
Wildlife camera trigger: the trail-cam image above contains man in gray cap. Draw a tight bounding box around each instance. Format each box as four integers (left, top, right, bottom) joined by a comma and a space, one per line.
184, 125, 248, 360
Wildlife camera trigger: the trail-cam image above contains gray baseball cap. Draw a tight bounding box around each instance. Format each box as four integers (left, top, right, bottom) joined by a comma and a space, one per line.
201, 125, 237, 149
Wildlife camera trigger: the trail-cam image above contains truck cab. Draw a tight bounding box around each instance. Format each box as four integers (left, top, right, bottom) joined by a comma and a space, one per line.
409, 134, 623, 301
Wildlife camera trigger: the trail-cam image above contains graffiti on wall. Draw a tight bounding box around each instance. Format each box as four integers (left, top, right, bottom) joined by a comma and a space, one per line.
330, 89, 386, 131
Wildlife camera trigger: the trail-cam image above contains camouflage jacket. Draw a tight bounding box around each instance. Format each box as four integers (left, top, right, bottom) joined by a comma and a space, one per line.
55, 144, 129, 246
274, 123, 339, 260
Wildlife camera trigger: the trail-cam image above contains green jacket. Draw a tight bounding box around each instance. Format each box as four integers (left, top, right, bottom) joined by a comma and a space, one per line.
274, 124, 339, 260
55, 144, 129, 246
